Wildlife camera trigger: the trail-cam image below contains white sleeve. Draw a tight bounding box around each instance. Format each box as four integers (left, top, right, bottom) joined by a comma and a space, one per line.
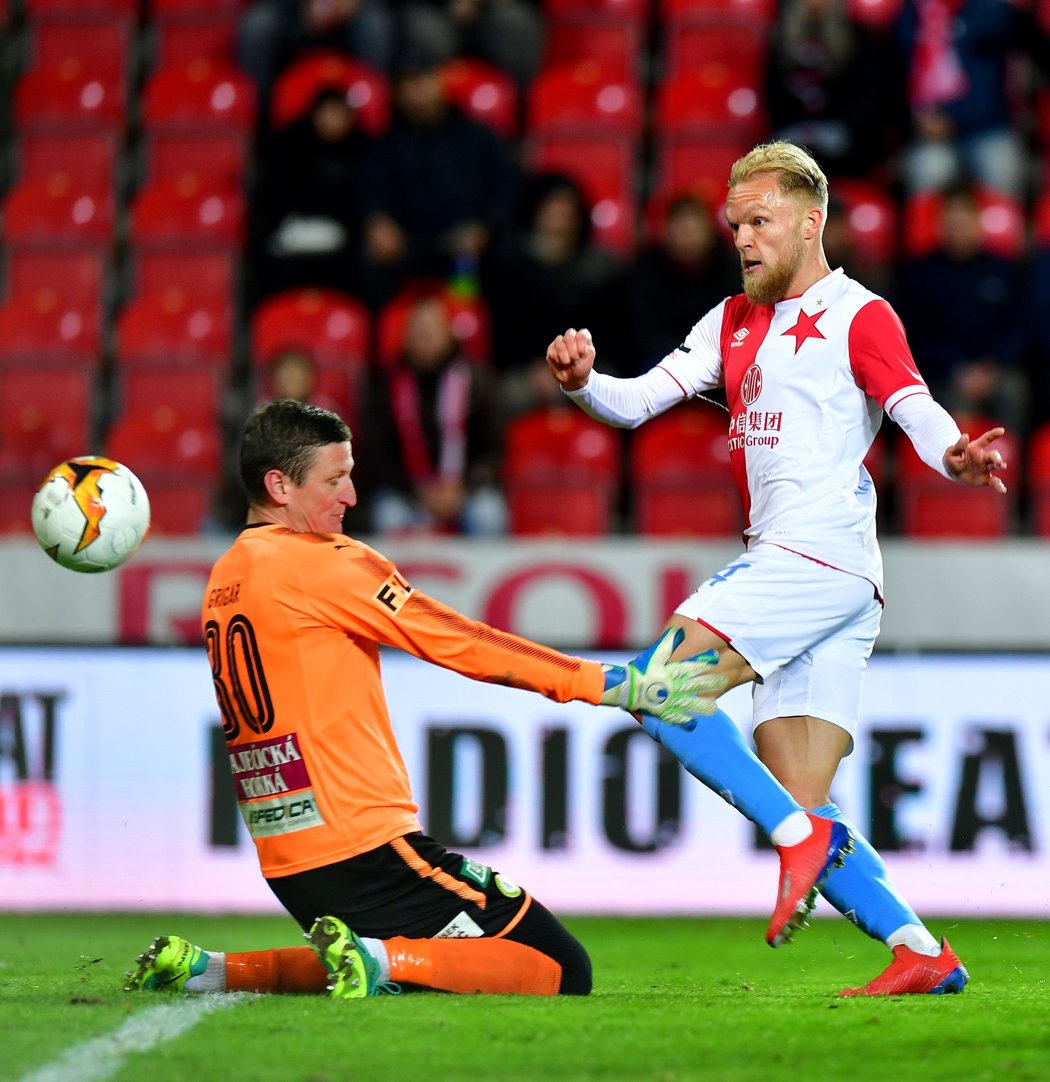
562, 302, 726, 429
889, 392, 962, 480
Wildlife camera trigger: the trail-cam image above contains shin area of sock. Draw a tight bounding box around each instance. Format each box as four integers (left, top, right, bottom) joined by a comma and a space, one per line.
225, 947, 328, 994
385, 936, 562, 995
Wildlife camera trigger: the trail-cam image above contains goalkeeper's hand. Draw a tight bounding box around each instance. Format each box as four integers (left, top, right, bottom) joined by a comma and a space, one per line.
599, 627, 727, 725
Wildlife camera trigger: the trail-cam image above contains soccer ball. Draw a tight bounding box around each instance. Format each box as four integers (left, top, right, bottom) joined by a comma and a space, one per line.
31, 456, 151, 573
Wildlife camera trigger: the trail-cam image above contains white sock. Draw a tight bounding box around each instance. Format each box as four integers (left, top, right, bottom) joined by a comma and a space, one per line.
886, 924, 941, 956
360, 938, 390, 982
183, 951, 227, 993
770, 810, 812, 848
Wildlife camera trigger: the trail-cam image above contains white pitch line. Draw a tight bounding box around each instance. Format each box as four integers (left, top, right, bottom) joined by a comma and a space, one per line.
18, 995, 250, 1082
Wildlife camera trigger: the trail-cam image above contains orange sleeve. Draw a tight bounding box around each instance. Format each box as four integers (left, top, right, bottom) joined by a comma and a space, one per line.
305, 540, 606, 706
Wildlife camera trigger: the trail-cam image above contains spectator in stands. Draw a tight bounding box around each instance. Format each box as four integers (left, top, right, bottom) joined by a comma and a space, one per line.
896, 180, 1029, 434
358, 46, 519, 309
766, 0, 896, 178
629, 193, 740, 373
261, 348, 343, 415
365, 293, 506, 535
249, 86, 373, 303
486, 172, 630, 391
394, 0, 545, 91
894, 0, 1050, 198
238, 0, 396, 95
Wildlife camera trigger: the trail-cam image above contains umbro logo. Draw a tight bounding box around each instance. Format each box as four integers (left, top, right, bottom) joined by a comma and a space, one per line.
730, 328, 750, 347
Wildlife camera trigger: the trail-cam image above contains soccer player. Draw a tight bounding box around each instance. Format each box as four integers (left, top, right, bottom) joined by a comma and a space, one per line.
126, 398, 841, 1001
546, 142, 1008, 997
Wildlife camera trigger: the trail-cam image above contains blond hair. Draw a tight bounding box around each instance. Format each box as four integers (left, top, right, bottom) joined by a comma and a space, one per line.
729, 142, 829, 214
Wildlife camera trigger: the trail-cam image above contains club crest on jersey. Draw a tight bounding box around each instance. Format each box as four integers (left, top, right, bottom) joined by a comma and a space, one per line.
740, 363, 763, 406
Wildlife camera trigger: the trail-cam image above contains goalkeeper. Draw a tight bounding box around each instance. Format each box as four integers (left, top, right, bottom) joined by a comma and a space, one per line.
127, 398, 845, 1002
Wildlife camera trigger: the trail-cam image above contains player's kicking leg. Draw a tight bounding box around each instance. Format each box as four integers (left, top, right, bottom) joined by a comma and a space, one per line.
308, 916, 401, 999
839, 937, 969, 996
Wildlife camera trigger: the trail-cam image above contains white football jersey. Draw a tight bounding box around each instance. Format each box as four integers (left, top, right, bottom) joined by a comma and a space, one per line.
577, 269, 932, 595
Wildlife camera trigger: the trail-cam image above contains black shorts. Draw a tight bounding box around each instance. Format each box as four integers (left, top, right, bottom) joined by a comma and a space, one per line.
266, 831, 591, 994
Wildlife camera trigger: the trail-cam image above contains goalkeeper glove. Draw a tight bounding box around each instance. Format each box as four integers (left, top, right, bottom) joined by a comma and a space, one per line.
600, 627, 726, 725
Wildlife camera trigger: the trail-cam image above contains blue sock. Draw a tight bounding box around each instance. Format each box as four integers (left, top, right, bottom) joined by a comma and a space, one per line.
641, 709, 802, 838
810, 802, 921, 944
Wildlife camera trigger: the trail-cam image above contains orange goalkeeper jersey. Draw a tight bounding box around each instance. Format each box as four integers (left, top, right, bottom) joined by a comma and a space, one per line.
202, 524, 605, 878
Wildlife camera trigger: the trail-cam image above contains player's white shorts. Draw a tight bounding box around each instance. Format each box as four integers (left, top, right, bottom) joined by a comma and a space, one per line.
673, 543, 882, 745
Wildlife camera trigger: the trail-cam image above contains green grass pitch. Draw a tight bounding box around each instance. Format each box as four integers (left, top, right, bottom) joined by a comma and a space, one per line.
1, 913, 1047, 1082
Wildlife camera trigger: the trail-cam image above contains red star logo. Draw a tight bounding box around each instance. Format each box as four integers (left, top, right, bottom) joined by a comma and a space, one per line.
782, 308, 826, 354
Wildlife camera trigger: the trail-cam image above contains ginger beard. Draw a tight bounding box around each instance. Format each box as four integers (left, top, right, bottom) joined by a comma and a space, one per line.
740, 219, 807, 306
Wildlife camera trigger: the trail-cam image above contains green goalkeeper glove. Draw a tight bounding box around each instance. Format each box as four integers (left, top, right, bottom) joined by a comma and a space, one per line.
600, 627, 726, 724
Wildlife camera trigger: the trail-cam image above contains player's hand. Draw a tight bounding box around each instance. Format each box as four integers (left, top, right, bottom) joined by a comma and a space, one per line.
600, 628, 727, 724
546, 327, 596, 391
943, 427, 1008, 494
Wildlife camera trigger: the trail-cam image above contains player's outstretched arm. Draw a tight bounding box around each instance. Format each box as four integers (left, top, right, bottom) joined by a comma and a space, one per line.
546, 327, 596, 391
600, 627, 727, 724
943, 427, 1008, 493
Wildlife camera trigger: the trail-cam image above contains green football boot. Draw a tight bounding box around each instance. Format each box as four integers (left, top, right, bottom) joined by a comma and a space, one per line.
124, 935, 208, 992
308, 916, 400, 999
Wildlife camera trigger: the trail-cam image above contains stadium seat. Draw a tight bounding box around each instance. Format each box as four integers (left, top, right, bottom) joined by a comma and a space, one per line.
152, 11, 239, 67
270, 52, 390, 136
149, 0, 246, 12
503, 407, 622, 535
544, 0, 647, 15
0, 293, 101, 364
830, 178, 898, 268
847, 0, 904, 29
1032, 187, 1050, 246
17, 132, 119, 192
902, 189, 1026, 259
142, 60, 257, 132
662, 22, 768, 81
542, 19, 645, 80
654, 69, 765, 141
130, 248, 237, 300
115, 289, 232, 365
526, 133, 638, 253
117, 365, 224, 426
104, 407, 222, 535
129, 176, 245, 248
13, 63, 126, 130
527, 62, 643, 133
630, 404, 741, 537
27, 11, 133, 73
1029, 421, 1050, 536
895, 415, 1018, 538
26, 0, 137, 13
441, 59, 518, 139
5, 246, 108, 312
651, 137, 749, 210
250, 288, 371, 369
143, 130, 249, 190
0, 364, 95, 477
1, 176, 115, 247
376, 283, 491, 368
660, 0, 776, 20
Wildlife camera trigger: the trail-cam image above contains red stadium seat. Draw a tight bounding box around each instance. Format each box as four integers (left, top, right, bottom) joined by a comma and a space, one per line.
895, 415, 1017, 538
902, 189, 1026, 259
271, 52, 390, 136
1029, 421, 1050, 537
142, 60, 257, 132
27, 12, 133, 72
250, 288, 371, 368
26, 0, 136, 12
661, 0, 775, 20
0, 365, 95, 476
526, 133, 638, 253
654, 68, 765, 141
376, 283, 491, 368
543, 19, 645, 80
662, 23, 768, 81
527, 62, 643, 133
129, 176, 245, 248
131, 248, 236, 300
143, 130, 249, 189
831, 179, 898, 268
441, 59, 518, 139
13, 63, 126, 130
115, 289, 232, 365
847, 0, 904, 29
651, 138, 749, 210
17, 132, 118, 192
5, 246, 107, 312
153, 12, 238, 67
503, 407, 622, 535
1, 176, 114, 246
630, 404, 741, 537
149, 0, 246, 12
117, 365, 224, 425
0, 293, 101, 364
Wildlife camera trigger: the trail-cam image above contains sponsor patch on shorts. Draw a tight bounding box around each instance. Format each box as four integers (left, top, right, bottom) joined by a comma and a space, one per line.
435, 911, 485, 938
460, 857, 491, 888
494, 874, 521, 899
